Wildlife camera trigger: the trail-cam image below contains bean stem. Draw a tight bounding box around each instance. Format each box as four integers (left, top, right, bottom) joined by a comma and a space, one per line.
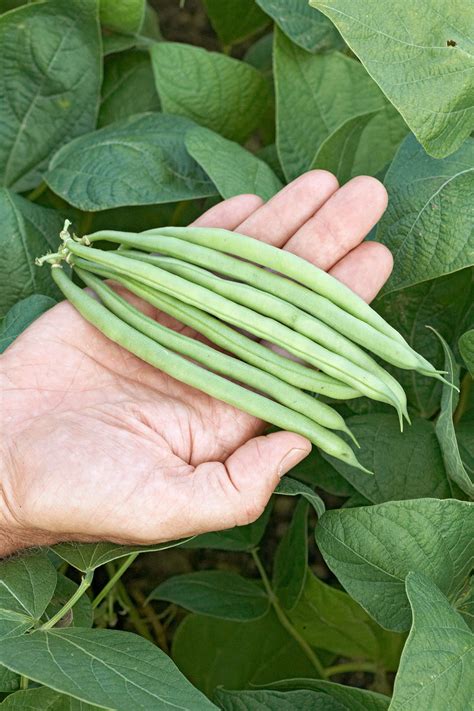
40, 570, 94, 630
92, 552, 139, 609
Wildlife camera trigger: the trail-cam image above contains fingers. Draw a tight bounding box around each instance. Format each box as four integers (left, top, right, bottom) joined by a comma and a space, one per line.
329, 241, 394, 303
192, 194, 263, 229
284, 176, 388, 270
236, 170, 338, 245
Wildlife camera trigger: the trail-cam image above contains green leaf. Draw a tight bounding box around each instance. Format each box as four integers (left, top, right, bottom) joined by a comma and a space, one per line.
0, 553, 57, 639
315, 498, 474, 631
323, 415, 452, 503
0, 628, 215, 710
264, 679, 390, 711
274, 477, 325, 517
0, 294, 56, 353
256, 0, 343, 53
459, 330, 474, 375
186, 127, 282, 202
149, 571, 269, 621
244, 32, 274, 78
203, 0, 269, 46
98, 50, 160, 127
215, 688, 346, 710
45, 113, 217, 211
151, 42, 270, 143
184, 505, 272, 551
0, 667, 20, 694
0, 0, 101, 192
433, 330, 474, 497
172, 610, 319, 698
391, 572, 474, 710
99, 0, 144, 34
0, 686, 99, 709
43, 574, 93, 629
377, 135, 474, 293
52, 539, 189, 573
273, 500, 308, 611
274, 29, 386, 180
0, 188, 64, 318
288, 573, 404, 669
289, 447, 356, 497
102, 32, 138, 56
309, 0, 474, 158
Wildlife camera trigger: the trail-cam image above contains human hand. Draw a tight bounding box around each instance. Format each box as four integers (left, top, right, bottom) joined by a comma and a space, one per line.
0, 172, 393, 555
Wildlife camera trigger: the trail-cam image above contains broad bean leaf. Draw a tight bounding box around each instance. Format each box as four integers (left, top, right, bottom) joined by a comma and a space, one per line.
377, 134, 474, 294
274, 30, 385, 180
53, 539, 189, 573
151, 43, 270, 143
0, 553, 57, 639
375, 268, 474, 417
315, 498, 474, 631
99, 51, 160, 127
0, 188, 63, 318
323, 415, 452, 503
0, 628, 215, 710
183, 505, 272, 551
391, 572, 474, 710
264, 679, 389, 711
244, 33, 274, 79
43, 574, 93, 629
0, 0, 101, 192
434, 336, 474, 497
215, 689, 346, 711
256, 0, 343, 53
459, 330, 474, 375
274, 477, 325, 517
310, 0, 474, 158
45, 113, 217, 211
148, 571, 269, 621
0, 295, 56, 353
186, 127, 282, 201
272, 500, 308, 610
0, 687, 99, 709
203, 0, 269, 46
172, 610, 318, 697
0, 667, 19, 694
102, 33, 138, 56
288, 573, 404, 669
99, 0, 144, 35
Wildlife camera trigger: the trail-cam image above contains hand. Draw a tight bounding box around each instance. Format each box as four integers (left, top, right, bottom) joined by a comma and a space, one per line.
0, 172, 393, 555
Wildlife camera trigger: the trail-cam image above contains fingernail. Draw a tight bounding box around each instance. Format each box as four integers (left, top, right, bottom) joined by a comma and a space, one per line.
278, 448, 308, 478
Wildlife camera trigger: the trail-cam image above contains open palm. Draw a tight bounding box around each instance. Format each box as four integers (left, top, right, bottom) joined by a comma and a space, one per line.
0, 172, 393, 555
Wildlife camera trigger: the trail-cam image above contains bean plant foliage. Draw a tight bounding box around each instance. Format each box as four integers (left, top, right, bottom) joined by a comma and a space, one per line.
0, 0, 472, 709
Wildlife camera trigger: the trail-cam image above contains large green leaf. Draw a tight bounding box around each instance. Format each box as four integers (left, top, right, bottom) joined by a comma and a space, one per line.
0, 295, 56, 353
0, 553, 57, 639
391, 572, 474, 710
323, 415, 452, 503
0, 0, 101, 192
0, 687, 99, 709
265, 679, 390, 711
45, 113, 217, 211
151, 42, 270, 143
172, 610, 318, 697
274, 29, 385, 180
273, 500, 308, 610
0, 628, 215, 710
309, 0, 474, 158
53, 539, 189, 572
0, 189, 64, 318
203, 0, 269, 46
183, 506, 271, 551
99, 0, 144, 34
186, 127, 282, 201
459, 330, 474, 375
315, 498, 474, 631
256, 0, 343, 53
215, 688, 346, 710
377, 134, 474, 294
99, 50, 160, 127
288, 573, 404, 669
148, 571, 269, 621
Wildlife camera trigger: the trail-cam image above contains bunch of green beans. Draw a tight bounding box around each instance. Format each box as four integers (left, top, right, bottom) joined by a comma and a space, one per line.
36, 222, 448, 473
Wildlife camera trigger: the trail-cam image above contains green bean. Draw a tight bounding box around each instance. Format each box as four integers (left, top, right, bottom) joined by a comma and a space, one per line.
73, 258, 360, 400
64, 241, 400, 410
76, 268, 356, 441
84, 229, 438, 378
126, 252, 409, 426
51, 266, 369, 471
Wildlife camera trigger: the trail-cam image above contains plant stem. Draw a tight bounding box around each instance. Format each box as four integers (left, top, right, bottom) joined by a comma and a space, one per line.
79, 211, 93, 236
92, 552, 139, 609
19, 676, 29, 690
115, 580, 154, 643
27, 181, 47, 202
251, 548, 326, 679
131, 586, 169, 651
325, 661, 377, 677
454, 373, 472, 425
40, 570, 94, 630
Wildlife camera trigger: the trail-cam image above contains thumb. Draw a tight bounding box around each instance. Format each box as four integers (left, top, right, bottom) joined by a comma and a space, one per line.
193, 431, 311, 532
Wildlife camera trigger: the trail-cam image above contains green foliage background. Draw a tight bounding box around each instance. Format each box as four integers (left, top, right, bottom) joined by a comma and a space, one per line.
0, 1, 472, 709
